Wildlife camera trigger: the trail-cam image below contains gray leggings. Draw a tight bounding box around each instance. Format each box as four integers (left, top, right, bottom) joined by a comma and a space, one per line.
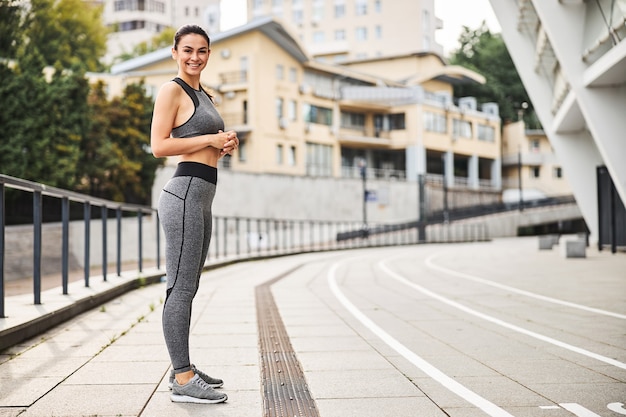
158, 162, 217, 375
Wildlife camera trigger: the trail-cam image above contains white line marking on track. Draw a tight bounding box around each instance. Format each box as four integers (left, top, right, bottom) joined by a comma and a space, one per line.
424, 253, 626, 320
378, 259, 626, 370
328, 261, 517, 417
608, 403, 626, 415
559, 403, 602, 417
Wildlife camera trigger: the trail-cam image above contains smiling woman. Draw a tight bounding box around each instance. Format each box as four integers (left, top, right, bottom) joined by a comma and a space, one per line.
149, 23, 240, 405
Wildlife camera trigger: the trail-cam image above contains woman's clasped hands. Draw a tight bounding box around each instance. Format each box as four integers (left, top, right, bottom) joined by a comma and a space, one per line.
216, 129, 239, 157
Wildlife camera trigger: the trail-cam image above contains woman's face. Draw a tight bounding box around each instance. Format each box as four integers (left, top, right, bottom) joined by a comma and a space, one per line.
172, 33, 210, 75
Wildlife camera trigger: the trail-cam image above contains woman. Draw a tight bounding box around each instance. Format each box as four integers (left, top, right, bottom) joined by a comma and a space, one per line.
151, 24, 238, 404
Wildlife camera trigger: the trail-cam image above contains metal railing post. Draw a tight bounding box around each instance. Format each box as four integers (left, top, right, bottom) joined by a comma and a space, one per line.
0, 183, 5, 318
61, 197, 69, 294
116, 208, 122, 276
84, 202, 90, 287
33, 191, 42, 304
101, 205, 107, 281
137, 211, 143, 272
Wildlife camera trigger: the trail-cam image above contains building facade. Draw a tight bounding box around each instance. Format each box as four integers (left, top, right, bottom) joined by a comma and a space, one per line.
247, 0, 444, 62
488, 0, 626, 244
108, 18, 501, 192
502, 121, 572, 198
97, 0, 221, 63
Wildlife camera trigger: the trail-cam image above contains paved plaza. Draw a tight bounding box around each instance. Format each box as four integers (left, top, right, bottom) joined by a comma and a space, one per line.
0, 236, 624, 417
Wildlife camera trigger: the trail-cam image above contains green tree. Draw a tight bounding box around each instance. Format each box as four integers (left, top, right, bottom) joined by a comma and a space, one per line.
0, 55, 89, 189
0, 0, 23, 58
449, 22, 539, 128
77, 81, 163, 204
21, 0, 108, 71
114, 27, 176, 63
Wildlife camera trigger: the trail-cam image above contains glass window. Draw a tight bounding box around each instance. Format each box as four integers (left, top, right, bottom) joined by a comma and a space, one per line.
334, 0, 345, 18
313, 31, 325, 43
356, 27, 367, 41
453, 119, 472, 138
276, 144, 284, 165
553, 166, 562, 178
424, 112, 447, 133
341, 111, 365, 129
374, 0, 381, 13
276, 64, 284, 80
288, 100, 297, 121
375, 25, 382, 39
531, 166, 540, 178
477, 124, 495, 141
355, 0, 367, 15
335, 29, 346, 40
288, 146, 296, 166
289, 67, 297, 82
306, 142, 333, 177
276, 97, 284, 119
303, 103, 332, 126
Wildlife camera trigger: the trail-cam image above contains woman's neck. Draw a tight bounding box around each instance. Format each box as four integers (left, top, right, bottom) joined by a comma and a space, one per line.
177, 74, 201, 90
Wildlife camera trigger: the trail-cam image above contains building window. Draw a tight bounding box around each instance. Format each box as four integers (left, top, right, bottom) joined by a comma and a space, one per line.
530, 139, 540, 152
276, 64, 284, 80
424, 112, 447, 133
313, 0, 324, 21
389, 113, 405, 130
531, 166, 541, 178
356, 27, 367, 41
340, 111, 365, 129
553, 166, 562, 178
334, 0, 345, 18
355, 0, 367, 15
276, 97, 284, 119
276, 144, 284, 165
303, 103, 332, 126
335, 29, 346, 40
293, 9, 303, 24
288, 100, 297, 121
253, 0, 263, 11
238, 139, 247, 162
313, 31, 325, 43
477, 124, 495, 141
453, 119, 472, 138
306, 142, 333, 177
288, 146, 296, 166
289, 67, 297, 82
422, 10, 430, 31
374, 0, 381, 13
375, 25, 382, 39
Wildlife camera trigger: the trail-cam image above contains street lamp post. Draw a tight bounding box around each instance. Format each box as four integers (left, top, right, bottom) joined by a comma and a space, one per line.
518, 146, 524, 212
359, 159, 368, 237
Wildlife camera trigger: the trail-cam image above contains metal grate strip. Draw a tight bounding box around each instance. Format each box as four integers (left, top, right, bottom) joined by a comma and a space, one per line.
256, 267, 320, 417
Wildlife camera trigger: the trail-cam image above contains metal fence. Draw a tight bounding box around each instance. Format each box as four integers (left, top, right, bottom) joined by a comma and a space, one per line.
1, 174, 492, 319
0, 174, 159, 318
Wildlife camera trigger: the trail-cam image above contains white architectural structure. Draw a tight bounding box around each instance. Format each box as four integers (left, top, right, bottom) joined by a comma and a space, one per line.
488, 0, 626, 244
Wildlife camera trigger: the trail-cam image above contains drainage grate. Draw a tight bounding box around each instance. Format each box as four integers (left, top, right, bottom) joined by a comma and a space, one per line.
256, 267, 320, 417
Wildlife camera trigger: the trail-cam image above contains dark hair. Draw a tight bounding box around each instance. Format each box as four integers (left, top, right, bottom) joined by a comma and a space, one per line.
173, 24, 210, 50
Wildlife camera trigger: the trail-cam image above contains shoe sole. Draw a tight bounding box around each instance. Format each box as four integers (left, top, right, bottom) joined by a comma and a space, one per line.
168, 381, 223, 390
170, 393, 228, 404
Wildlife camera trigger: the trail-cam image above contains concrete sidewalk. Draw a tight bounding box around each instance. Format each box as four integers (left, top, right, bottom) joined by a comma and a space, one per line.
0, 237, 624, 417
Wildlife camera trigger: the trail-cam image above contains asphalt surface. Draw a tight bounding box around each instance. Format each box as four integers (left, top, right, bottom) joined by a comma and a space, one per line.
1, 236, 625, 417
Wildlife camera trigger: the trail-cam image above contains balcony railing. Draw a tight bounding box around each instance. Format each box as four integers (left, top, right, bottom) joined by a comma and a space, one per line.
219, 70, 248, 85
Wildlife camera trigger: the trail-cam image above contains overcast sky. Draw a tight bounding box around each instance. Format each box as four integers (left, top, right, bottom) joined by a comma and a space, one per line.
220, 0, 501, 55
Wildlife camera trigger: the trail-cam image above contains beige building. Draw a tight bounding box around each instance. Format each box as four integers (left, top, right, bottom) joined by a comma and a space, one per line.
502, 121, 572, 198
247, 0, 444, 62
107, 17, 500, 189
